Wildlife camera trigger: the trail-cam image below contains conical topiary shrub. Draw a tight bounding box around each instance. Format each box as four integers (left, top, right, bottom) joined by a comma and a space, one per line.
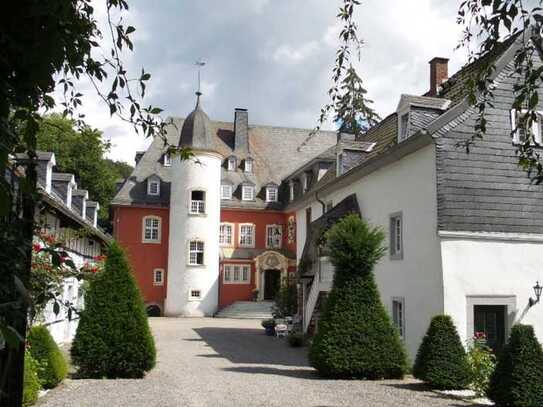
71, 241, 156, 378
413, 315, 471, 389
27, 325, 68, 388
308, 214, 407, 379
488, 324, 543, 407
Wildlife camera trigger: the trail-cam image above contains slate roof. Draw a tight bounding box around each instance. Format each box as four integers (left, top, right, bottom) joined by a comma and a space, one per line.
113, 112, 337, 209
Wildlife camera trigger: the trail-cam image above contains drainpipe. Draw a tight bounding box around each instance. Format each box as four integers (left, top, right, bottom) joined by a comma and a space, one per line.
315, 190, 326, 215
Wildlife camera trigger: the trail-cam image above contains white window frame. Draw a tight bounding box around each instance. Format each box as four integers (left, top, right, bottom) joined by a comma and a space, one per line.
266, 185, 278, 202
398, 111, 410, 142
153, 268, 164, 286
239, 223, 255, 248
163, 153, 171, 167
242, 184, 255, 201
392, 297, 406, 339
244, 158, 253, 173
188, 289, 202, 301
221, 184, 233, 200
219, 223, 234, 246
223, 264, 251, 284
389, 212, 403, 260
142, 216, 161, 243
189, 190, 206, 215
227, 156, 237, 171
188, 240, 205, 266
511, 109, 542, 145
147, 178, 160, 196
266, 224, 282, 249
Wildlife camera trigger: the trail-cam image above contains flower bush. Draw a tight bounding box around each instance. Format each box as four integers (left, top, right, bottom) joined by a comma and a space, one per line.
466, 332, 496, 397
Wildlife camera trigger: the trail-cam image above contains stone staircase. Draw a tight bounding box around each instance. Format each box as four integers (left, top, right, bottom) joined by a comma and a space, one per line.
215, 301, 274, 319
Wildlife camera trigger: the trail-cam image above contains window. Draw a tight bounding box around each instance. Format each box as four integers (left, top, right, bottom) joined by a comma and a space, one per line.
227, 156, 237, 171
219, 223, 233, 246
153, 269, 164, 286
189, 289, 201, 300
188, 240, 204, 265
163, 153, 171, 166
389, 212, 403, 260
147, 179, 160, 196
511, 109, 542, 145
142, 216, 161, 243
266, 225, 282, 249
399, 112, 409, 141
289, 181, 295, 201
266, 185, 278, 202
221, 184, 232, 200
242, 185, 255, 201
244, 158, 253, 173
392, 297, 405, 339
337, 153, 344, 175
189, 190, 206, 214
223, 264, 251, 284
239, 224, 255, 247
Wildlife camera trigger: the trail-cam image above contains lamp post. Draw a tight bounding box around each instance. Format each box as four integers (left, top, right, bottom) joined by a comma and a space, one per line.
529, 281, 542, 307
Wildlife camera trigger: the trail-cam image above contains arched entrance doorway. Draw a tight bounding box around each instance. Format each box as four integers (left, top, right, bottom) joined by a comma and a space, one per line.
254, 251, 289, 301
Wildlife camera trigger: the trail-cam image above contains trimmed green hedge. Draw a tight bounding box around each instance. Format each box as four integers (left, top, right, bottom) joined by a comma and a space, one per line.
413, 315, 471, 390
23, 351, 41, 407
28, 325, 67, 388
309, 215, 407, 379
71, 241, 156, 378
488, 324, 543, 406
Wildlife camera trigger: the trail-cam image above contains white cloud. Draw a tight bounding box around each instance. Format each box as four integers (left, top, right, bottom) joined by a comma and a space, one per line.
272, 41, 320, 64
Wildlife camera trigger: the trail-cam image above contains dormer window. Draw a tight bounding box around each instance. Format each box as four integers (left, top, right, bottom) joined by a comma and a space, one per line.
242, 184, 255, 201
303, 172, 312, 192
244, 158, 253, 173
399, 112, 409, 142
147, 177, 160, 196
289, 180, 295, 202
163, 153, 171, 167
221, 183, 233, 200
227, 156, 237, 171
266, 185, 278, 202
189, 190, 206, 214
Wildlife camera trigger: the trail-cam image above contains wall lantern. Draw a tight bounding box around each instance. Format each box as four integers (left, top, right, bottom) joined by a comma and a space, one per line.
529, 281, 542, 307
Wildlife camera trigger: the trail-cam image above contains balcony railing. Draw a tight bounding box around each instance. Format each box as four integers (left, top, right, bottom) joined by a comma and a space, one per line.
190, 200, 205, 214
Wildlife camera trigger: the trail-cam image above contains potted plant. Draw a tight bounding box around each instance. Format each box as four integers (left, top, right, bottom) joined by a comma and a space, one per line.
261, 319, 276, 336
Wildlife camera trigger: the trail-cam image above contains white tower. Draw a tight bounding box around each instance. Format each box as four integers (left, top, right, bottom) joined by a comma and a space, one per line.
165, 92, 223, 316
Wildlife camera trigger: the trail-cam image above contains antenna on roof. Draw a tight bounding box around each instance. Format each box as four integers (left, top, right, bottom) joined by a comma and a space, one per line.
195, 59, 206, 95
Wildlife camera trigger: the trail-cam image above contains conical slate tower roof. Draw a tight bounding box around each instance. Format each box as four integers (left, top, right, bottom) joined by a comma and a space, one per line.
178, 92, 213, 150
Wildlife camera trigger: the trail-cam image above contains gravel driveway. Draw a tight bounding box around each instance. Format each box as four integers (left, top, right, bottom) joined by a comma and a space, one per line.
38, 317, 483, 407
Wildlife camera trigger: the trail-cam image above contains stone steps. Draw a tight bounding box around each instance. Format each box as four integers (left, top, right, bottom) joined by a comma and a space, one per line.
215, 301, 274, 319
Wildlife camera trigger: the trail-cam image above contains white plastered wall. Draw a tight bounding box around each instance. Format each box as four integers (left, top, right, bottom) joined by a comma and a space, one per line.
166, 151, 222, 316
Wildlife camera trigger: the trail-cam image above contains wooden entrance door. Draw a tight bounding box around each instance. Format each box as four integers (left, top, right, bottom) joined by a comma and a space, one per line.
264, 270, 281, 300
474, 305, 506, 351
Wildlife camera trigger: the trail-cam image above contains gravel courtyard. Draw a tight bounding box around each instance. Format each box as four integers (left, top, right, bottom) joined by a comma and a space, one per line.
38, 318, 483, 407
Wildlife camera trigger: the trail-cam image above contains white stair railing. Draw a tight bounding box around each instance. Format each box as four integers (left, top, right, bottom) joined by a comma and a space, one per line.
303, 267, 321, 334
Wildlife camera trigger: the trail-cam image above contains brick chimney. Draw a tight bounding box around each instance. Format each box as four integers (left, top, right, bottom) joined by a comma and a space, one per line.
428, 57, 449, 96
234, 108, 249, 153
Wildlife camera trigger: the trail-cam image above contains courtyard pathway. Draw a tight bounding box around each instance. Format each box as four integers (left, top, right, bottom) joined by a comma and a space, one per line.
38, 318, 484, 407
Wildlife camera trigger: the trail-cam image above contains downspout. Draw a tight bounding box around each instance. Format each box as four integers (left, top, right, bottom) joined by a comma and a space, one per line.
315, 189, 326, 215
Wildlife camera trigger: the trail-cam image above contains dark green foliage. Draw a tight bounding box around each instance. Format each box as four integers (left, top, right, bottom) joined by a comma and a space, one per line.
23, 351, 41, 407
272, 277, 298, 318
488, 324, 543, 407
413, 315, 471, 390
27, 326, 67, 388
261, 319, 276, 329
309, 215, 407, 379
71, 242, 156, 378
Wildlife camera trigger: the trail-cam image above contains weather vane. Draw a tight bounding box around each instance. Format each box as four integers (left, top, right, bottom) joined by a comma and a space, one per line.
195, 59, 206, 94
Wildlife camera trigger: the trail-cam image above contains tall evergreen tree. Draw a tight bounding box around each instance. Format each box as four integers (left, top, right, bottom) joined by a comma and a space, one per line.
309, 214, 407, 379
71, 242, 156, 378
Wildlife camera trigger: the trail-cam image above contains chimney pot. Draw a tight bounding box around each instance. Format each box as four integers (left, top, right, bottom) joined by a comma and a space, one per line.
428, 57, 449, 97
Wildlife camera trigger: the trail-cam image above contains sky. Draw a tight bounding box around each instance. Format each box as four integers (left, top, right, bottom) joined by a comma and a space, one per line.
61, 0, 469, 165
